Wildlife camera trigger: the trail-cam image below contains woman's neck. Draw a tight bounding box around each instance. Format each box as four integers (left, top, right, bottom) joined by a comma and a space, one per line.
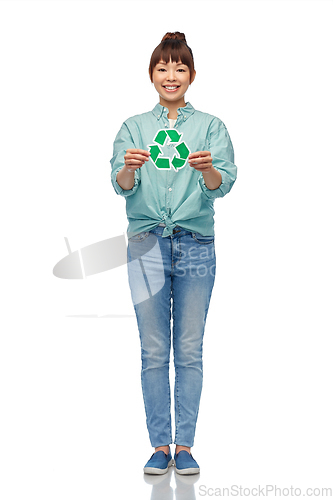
159, 97, 186, 120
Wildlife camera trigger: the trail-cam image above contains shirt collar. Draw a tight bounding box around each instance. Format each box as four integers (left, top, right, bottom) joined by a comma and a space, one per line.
151, 102, 195, 121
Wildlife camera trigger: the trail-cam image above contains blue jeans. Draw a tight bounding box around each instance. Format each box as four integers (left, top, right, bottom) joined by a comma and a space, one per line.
126, 225, 216, 447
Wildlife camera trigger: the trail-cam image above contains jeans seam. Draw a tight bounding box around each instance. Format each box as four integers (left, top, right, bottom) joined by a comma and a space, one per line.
167, 280, 172, 443
128, 231, 150, 242
173, 236, 182, 268
173, 278, 181, 444
191, 232, 215, 245
175, 366, 180, 444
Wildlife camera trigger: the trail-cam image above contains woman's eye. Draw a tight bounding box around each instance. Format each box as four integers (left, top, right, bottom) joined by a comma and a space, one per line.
157, 68, 186, 72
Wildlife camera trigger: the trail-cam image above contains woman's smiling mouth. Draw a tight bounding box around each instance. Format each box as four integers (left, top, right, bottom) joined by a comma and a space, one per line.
163, 85, 180, 92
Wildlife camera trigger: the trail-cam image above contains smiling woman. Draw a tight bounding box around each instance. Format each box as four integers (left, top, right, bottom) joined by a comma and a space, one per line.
110, 30, 237, 476
148, 33, 196, 119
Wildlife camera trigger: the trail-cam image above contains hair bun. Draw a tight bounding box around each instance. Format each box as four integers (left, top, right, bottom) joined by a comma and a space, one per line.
161, 32, 187, 44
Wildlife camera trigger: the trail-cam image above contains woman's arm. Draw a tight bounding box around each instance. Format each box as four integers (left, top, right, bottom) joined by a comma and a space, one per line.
188, 151, 222, 190
116, 149, 151, 190
116, 167, 135, 190
190, 119, 237, 199
111, 121, 149, 196
202, 167, 222, 190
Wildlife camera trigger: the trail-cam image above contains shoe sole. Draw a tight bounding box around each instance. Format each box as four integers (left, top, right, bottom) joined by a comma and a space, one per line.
144, 458, 174, 475
175, 466, 200, 475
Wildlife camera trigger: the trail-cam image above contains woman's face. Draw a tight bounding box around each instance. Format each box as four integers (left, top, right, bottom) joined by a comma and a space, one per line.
152, 57, 195, 105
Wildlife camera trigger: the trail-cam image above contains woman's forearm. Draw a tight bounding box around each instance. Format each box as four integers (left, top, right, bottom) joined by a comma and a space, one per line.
117, 164, 221, 191
202, 167, 222, 190
116, 166, 135, 190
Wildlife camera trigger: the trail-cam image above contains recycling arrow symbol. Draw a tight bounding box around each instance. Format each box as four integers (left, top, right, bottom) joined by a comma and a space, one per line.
147, 129, 191, 171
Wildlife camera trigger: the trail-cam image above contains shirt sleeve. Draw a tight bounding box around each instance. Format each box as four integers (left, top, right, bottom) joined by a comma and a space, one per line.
110, 122, 141, 197
198, 117, 237, 199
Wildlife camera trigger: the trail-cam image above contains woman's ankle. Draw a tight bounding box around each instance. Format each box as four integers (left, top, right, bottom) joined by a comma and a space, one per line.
175, 445, 191, 454
155, 445, 170, 455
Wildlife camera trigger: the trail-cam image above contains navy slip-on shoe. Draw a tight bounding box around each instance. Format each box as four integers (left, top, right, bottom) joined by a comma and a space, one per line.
143, 450, 174, 475
174, 450, 200, 475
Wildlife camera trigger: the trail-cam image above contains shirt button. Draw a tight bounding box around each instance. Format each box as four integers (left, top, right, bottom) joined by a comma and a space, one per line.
169, 187, 172, 192
157, 115, 160, 118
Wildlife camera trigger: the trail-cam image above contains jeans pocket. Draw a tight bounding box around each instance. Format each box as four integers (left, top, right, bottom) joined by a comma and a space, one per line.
128, 231, 150, 242
191, 232, 215, 244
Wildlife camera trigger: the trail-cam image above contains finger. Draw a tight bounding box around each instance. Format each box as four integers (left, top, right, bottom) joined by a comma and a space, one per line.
189, 161, 213, 171
189, 157, 212, 165
190, 164, 212, 172
125, 159, 146, 166
125, 154, 150, 162
126, 149, 151, 157
189, 156, 211, 163
188, 151, 210, 159
125, 152, 150, 159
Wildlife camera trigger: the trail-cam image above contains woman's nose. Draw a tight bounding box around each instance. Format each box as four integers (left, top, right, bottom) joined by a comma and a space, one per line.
167, 72, 176, 81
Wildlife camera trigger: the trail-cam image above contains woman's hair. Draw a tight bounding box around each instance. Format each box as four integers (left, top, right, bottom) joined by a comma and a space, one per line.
148, 32, 195, 83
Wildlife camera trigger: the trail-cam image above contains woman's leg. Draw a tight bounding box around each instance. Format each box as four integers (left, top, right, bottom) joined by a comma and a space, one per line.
171, 231, 216, 448
127, 229, 173, 448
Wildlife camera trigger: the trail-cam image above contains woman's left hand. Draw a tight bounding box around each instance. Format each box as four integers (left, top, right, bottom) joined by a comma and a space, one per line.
188, 151, 213, 172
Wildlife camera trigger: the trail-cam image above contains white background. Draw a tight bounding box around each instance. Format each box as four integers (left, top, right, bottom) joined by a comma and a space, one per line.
1, 0, 332, 498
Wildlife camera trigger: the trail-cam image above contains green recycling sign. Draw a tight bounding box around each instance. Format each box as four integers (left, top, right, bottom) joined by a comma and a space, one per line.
147, 129, 190, 171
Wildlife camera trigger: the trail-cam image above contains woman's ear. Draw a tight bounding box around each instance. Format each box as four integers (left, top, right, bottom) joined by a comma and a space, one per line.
190, 70, 196, 85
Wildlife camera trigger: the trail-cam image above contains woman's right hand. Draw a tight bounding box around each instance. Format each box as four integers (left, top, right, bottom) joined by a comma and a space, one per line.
124, 149, 151, 172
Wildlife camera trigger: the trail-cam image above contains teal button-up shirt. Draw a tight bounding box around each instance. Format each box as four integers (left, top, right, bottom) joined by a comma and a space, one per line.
110, 102, 237, 238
